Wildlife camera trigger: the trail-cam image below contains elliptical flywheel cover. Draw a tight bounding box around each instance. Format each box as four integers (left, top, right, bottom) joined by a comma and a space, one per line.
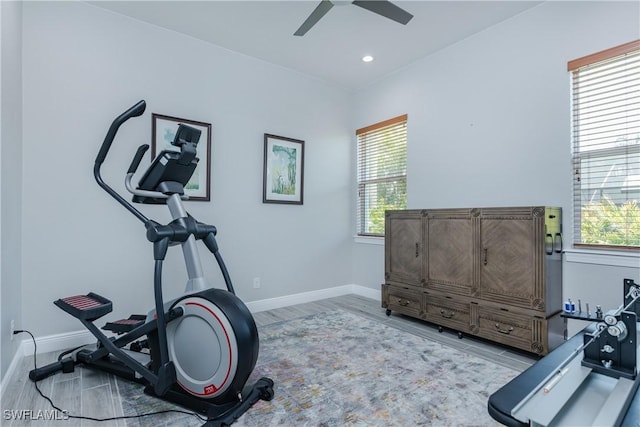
166, 296, 238, 398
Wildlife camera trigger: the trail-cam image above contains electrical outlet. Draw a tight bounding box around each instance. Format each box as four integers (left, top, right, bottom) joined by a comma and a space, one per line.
10, 320, 15, 341
253, 277, 261, 289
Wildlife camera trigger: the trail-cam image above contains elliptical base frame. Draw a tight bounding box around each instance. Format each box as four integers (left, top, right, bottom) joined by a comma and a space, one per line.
144, 377, 274, 426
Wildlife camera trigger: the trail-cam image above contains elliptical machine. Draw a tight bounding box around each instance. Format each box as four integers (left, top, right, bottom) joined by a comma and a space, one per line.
29, 100, 274, 426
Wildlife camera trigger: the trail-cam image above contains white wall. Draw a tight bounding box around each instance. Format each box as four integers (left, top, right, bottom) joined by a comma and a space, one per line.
8, 0, 640, 361
21, 1, 353, 337
1, 1, 23, 382
351, 1, 640, 336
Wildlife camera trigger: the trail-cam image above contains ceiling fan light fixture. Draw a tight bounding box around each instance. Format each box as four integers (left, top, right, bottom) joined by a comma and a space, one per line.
362, 55, 374, 63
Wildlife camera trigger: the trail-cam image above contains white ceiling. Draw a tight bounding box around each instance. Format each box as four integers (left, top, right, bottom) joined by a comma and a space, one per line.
90, 1, 543, 91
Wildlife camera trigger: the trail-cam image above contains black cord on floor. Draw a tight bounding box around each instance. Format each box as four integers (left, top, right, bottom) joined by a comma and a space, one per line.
14, 329, 207, 424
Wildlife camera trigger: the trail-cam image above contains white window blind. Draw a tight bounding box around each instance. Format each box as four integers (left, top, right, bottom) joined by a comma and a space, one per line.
356, 114, 407, 236
570, 40, 640, 249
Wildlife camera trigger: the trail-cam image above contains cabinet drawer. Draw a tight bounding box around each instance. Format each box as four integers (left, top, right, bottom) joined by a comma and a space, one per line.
382, 284, 422, 317
423, 295, 470, 332
477, 307, 546, 354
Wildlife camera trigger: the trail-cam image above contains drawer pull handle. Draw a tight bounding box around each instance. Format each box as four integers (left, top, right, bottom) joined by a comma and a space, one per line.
483, 248, 488, 266
495, 323, 514, 334
397, 298, 409, 306
415, 243, 419, 258
440, 309, 454, 319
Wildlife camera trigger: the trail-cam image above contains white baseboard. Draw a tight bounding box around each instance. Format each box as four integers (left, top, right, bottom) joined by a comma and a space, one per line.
347, 284, 380, 301
20, 329, 96, 356
245, 284, 380, 312
0, 341, 26, 399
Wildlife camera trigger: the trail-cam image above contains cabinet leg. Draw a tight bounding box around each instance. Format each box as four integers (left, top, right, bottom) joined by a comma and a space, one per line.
457, 332, 463, 339
438, 326, 443, 333
385, 309, 392, 316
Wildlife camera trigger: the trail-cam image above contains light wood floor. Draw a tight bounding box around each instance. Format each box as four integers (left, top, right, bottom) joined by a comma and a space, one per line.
0, 294, 536, 426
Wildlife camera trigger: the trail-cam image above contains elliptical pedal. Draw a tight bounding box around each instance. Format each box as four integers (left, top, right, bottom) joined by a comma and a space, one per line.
103, 315, 146, 334
54, 292, 112, 321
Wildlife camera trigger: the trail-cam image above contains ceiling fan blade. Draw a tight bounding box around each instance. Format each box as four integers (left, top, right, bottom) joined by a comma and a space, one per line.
352, 1, 413, 25
294, 0, 334, 36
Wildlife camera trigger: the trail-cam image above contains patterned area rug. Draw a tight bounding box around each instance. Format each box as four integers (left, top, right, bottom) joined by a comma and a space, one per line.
121, 310, 517, 426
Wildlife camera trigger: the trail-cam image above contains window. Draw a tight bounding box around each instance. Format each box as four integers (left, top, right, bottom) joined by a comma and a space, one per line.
356, 114, 407, 236
570, 40, 640, 249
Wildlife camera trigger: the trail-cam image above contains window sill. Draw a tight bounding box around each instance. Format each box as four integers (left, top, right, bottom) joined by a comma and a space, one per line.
564, 248, 640, 268
353, 235, 384, 245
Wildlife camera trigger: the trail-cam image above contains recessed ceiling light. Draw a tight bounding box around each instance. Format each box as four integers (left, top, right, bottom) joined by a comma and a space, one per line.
362, 55, 374, 63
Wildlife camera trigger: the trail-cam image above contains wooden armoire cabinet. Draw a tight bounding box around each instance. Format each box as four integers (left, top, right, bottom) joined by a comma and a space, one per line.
382, 207, 564, 355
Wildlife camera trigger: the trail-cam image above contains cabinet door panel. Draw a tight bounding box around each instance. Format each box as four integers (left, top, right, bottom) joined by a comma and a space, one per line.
480, 219, 535, 308
385, 212, 422, 285
426, 217, 474, 296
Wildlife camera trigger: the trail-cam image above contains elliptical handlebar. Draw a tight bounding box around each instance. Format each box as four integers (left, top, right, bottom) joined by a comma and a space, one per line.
96, 100, 146, 166
94, 100, 149, 224
127, 144, 150, 174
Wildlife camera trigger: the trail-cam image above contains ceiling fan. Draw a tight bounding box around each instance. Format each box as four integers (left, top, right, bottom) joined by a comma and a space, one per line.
294, 0, 414, 36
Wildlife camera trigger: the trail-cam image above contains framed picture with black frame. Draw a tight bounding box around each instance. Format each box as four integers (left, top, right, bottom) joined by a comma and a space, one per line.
263, 133, 304, 205
151, 113, 212, 201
